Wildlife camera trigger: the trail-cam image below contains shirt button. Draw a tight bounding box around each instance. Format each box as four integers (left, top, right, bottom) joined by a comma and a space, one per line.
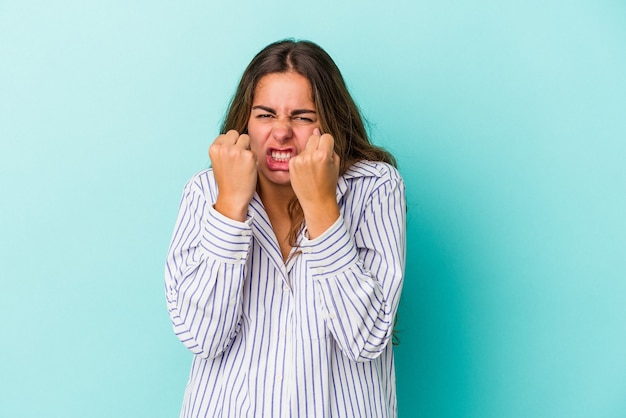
327, 311, 336, 320
229, 298, 236, 307
316, 267, 325, 275
283, 285, 290, 292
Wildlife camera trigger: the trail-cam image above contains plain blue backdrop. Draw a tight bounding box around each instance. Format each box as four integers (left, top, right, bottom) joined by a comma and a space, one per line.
1, 1, 625, 417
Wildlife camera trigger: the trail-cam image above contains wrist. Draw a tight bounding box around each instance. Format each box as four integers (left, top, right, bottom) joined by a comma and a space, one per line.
302, 200, 340, 239
214, 197, 249, 222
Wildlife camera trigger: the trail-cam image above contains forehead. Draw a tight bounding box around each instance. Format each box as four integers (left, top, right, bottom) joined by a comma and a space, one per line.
253, 72, 314, 104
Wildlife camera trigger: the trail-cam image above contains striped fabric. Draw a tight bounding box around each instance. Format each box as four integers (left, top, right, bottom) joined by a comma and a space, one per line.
165, 160, 406, 417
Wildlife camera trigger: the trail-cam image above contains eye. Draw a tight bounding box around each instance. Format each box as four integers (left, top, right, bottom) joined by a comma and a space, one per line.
256, 113, 274, 119
292, 116, 314, 123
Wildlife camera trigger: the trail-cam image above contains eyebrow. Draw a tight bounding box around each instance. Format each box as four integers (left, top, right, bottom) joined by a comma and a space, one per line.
252, 105, 317, 116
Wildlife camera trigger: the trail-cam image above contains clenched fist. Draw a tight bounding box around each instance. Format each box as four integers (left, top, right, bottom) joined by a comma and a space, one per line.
289, 129, 341, 239
209, 130, 257, 221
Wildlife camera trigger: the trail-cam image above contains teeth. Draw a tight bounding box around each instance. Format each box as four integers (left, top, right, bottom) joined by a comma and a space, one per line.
271, 151, 292, 161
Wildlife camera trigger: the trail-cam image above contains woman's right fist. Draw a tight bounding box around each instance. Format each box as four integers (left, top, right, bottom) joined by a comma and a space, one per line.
209, 130, 257, 221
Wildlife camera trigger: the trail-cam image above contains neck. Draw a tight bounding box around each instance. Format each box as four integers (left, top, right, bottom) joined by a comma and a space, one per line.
257, 179, 296, 212
256, 178, 297, 262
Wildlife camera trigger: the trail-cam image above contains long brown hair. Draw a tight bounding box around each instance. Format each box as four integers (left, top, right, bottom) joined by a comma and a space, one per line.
221, 39, 397, 245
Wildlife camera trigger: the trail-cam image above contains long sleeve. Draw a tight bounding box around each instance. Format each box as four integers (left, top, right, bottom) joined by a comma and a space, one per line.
301, 166, 406, 362
165, 173, 253, 359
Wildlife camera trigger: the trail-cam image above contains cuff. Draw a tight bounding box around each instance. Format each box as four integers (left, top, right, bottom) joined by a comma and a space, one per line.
201, 206, 254, 263
301, 217, 359, 279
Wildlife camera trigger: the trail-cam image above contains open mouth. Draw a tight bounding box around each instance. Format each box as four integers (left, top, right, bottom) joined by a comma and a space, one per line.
266, 148, 296, 171
270, 150, 293, 162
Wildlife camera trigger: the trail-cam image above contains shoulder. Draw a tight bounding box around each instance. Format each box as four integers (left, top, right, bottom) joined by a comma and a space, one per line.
337, 160, 404, 204
342, 160, 403, 185
181, 168, 218, 200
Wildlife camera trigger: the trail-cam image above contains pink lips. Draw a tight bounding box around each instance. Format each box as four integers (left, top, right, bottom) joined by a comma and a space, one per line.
266, 147, 295, 171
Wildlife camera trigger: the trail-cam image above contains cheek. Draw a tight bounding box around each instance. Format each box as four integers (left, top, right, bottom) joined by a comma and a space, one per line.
294, 127, 317, 151
248, 138, 263, 157
246, 123, 265, 147
247, 136, 269, 163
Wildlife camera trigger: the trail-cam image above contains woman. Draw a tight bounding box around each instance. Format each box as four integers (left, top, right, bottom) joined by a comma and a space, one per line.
165, 39, 406, 417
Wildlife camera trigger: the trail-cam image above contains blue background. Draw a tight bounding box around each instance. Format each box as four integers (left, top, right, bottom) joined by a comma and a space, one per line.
1, 1, 625, 417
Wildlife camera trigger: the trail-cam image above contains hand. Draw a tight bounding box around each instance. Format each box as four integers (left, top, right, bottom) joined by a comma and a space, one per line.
289, 129, 341, 239
209, 130, 257, 221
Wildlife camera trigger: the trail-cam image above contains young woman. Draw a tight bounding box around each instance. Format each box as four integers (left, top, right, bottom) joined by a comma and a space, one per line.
165, 39, 406, 418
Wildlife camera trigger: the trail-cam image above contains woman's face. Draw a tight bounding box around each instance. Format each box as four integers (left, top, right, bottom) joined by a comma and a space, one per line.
247, 71, 320, 191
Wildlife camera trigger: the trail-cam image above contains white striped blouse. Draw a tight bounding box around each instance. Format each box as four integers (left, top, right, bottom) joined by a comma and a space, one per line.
165, 160, 406, 418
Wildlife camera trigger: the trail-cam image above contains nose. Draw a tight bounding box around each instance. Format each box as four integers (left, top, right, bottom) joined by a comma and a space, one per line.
271, 117, 293, 142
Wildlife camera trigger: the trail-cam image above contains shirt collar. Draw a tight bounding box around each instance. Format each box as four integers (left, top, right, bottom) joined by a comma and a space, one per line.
336, 160, 382, 201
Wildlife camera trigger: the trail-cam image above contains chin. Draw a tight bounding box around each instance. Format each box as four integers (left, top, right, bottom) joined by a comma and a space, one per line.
261, 169, 292, 187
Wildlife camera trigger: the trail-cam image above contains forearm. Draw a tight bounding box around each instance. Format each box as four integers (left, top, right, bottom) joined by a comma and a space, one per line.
301, 213, 405, 362
301, 197, 340, 240
166, 256, 247, 359
165, 178, 253, 358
